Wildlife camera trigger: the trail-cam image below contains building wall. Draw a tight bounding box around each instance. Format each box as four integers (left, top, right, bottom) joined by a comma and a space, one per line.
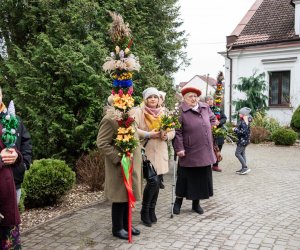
188, 76, 216, 97
223, 46, 300, 125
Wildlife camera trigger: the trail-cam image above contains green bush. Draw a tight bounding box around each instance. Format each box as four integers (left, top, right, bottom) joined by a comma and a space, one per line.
271, 128, 298, 146
23, 159, 76, 207
291, 106, 300, 132
252, 112, 281, 139
250, 126, 269, 144
18, 188, 26, 214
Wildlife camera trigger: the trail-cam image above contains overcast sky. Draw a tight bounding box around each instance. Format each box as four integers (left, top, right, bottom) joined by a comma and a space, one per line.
173, 0, 255, 84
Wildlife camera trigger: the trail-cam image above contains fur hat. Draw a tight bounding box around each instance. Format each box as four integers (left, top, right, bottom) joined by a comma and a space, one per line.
142, 87, 160, 100
239, 107, 251, 116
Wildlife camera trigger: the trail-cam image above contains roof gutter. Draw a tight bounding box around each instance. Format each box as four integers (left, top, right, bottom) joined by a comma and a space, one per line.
226, 45, 233, 123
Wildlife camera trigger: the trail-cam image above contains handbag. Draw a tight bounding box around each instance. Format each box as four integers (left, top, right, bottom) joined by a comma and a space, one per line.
141, 139, 158, 181
213, 143, 223, 162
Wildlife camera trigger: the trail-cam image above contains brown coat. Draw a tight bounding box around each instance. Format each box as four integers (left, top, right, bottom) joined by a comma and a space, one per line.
134, 107, 175, 175
97, 113, 142, 203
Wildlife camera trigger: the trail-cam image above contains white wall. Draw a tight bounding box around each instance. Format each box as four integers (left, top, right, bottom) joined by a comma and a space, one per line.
188, 76, 216, 97
223, 46, 300, 125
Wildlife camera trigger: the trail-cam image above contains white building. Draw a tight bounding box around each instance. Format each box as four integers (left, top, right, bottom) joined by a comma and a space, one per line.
220, 0, 300, 125
177, 75, 217, 101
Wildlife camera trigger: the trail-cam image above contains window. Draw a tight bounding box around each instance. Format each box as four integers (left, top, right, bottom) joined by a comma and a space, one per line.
269, 71, 290, 106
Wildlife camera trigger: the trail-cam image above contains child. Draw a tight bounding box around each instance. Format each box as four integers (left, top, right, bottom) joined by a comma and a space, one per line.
233, 107, 252, 175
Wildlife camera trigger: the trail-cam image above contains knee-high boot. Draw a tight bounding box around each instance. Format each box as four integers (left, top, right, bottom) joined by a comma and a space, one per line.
149, 187, 159, 223
141, 177, 159, 227
112, 202, 128, 240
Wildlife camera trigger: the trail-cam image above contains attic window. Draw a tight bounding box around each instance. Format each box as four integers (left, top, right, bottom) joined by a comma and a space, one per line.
269, 71, 290, 106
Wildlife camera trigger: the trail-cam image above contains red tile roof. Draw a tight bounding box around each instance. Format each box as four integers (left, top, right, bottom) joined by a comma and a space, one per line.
229, 0, 299, 47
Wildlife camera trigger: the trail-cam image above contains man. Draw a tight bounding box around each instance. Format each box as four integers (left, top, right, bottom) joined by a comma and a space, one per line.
0, 87, 32, 203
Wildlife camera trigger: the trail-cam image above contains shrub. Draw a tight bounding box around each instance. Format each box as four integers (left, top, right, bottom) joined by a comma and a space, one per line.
23, 159, 76, 207
18, 188, 26, 214
291, 106, 300, 132
252, 112, 281, 139
75, 149, 105, 191
250, 126, 270, 144
271, 128, 298, 146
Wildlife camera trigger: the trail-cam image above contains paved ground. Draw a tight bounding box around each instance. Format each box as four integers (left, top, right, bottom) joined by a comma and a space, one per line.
22, 144, 300, 249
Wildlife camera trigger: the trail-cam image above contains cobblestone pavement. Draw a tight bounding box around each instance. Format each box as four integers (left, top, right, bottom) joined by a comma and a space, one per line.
22, 144, 300, 249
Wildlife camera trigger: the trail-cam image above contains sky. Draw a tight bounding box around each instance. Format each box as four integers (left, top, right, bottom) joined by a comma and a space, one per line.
173, 0, 255, 84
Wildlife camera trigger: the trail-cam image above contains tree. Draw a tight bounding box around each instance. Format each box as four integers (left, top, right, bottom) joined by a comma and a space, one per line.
0, 0, 188, 165
233, 72, 268, 118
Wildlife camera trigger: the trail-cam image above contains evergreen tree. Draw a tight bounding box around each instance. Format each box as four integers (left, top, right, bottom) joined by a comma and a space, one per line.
233, 72, 268, 118
0, 0, 188, 164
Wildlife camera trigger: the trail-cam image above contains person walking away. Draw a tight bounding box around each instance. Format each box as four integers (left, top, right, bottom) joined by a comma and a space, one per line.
233, 107, 252, 175
135, 87, 175, 227
173, 85, 216, 215
205, 95, 227, 172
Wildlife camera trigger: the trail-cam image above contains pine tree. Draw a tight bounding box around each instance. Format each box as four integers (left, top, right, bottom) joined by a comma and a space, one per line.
233, 72, 268, 118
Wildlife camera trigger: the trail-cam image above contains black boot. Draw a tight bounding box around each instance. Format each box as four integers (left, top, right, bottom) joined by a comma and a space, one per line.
112, 202, 128, 240
159, 174, 165, 189
173, 197, 183, 215
141, 177, 159, 227
149, 188, 159, 223
123, 203, 140, 236
192, 200, 204, 214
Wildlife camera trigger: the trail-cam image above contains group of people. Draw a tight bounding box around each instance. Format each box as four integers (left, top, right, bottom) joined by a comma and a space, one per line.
97, 83, 252, 241
0, 87, 32, 249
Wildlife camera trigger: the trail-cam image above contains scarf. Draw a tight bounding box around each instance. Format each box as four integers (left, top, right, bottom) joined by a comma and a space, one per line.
144, 106, 162, 131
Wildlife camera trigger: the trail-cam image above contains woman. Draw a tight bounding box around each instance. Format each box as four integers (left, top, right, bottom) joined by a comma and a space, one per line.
135, 87, 175, 227
0, 136, 23, 248
205, 95, 227, 172
97, 96, 143, 240
173, 86, 216, 215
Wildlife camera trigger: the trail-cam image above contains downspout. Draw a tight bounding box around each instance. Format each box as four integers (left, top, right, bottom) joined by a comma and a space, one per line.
226, 45, 233, 123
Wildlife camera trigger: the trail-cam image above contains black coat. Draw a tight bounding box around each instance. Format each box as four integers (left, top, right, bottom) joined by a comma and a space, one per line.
212, 108, 227, 146
0, 112, 32, 189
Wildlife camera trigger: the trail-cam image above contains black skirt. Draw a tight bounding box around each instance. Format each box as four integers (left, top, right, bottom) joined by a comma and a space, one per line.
175, 165, 213, 200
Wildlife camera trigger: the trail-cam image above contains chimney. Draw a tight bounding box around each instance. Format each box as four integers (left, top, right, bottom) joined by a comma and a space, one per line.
294, 0, 300, 35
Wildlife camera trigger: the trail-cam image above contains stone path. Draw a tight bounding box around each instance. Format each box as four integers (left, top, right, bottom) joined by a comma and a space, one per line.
22, 144, 300, 249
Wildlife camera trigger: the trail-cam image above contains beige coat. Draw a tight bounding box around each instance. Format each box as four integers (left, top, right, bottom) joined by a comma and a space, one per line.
97, 113, 143, 202
134, 107, 175, 175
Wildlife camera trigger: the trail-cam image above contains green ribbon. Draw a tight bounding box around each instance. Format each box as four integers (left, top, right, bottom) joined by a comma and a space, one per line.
121, 154, 131, 181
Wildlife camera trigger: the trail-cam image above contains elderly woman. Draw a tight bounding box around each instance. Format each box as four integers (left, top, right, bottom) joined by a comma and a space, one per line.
97, 96, 143, 240
173, 86, 216, 215
135, 87, 175, 227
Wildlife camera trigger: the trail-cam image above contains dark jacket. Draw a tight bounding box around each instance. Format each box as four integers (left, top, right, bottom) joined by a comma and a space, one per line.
234, 118, 251, 146
0, 112, 32, 189
211, 107, 227, 145
173, 102, 217, 167
0, 125, 22, 226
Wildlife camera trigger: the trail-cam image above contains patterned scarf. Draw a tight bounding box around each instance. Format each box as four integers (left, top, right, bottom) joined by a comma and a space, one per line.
144, 106, 162, 131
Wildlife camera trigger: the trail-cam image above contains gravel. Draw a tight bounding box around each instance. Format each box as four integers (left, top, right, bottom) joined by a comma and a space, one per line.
20, 184, 105, 233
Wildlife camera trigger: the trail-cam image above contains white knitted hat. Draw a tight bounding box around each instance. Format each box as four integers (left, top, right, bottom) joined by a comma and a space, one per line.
142, 87, 160, 100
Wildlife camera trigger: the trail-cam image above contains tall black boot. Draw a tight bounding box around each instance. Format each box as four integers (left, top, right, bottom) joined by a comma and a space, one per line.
123, 202, 140, 236
141, 177, 159, 227
112, 202, 128, 240
173, 197, 183, 215
192, 200, 204, 214
149, 187, 159, 223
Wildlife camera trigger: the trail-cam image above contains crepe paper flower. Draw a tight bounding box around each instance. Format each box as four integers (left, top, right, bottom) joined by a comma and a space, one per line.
125, 48, 130, 54
2, 100, 19, 148
115, 46, 120, 54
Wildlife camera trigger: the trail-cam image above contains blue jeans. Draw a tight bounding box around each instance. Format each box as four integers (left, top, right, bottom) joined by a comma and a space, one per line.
235, 145, 247, 168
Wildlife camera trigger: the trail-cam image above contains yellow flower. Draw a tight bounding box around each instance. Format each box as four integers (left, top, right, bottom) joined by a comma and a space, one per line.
125, 48, 130, 54
115, 46, 120, 54
116, 134, 123, 141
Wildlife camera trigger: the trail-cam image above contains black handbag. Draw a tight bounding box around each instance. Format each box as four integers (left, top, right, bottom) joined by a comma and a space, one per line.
141, 139, 158, 181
